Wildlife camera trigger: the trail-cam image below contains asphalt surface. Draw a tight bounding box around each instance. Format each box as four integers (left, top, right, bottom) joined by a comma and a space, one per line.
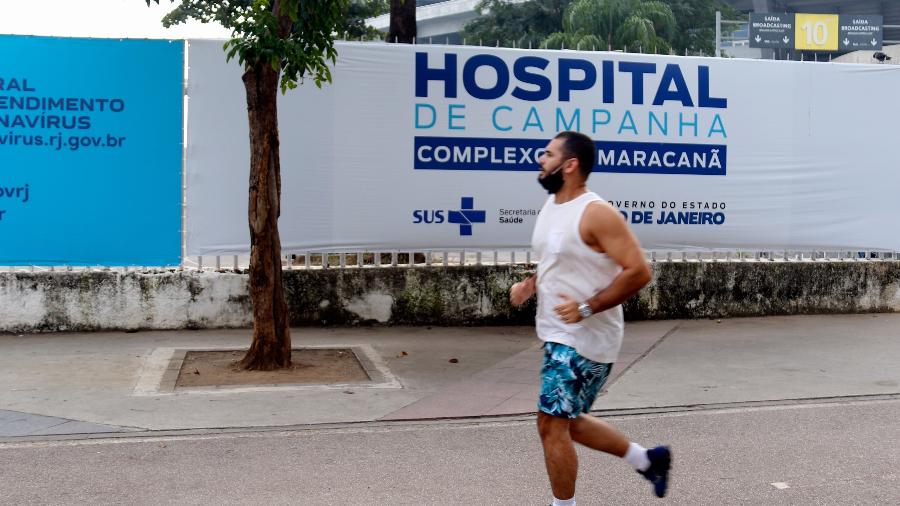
2, 395, 897, 505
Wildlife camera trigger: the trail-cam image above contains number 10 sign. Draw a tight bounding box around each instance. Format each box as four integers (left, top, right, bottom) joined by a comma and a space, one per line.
794, 13, 839, 51
750, 12, 883, 52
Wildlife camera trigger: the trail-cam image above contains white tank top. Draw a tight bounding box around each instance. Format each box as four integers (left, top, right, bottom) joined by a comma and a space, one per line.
532, 191, 624, 364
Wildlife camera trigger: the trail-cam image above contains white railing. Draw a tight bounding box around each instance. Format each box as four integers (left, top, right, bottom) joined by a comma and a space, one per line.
3, 250, 895, 273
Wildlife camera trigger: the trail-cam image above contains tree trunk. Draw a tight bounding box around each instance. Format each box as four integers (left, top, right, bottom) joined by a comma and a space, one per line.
239, 60, 292, 371
388, 0, 416, 43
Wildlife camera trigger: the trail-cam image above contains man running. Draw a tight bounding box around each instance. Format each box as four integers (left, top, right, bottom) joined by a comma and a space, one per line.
510, 131, 671, 506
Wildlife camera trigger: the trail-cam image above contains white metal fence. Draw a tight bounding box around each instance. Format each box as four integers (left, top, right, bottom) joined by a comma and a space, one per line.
2, 249, 896, 273
180, 249, 900, 271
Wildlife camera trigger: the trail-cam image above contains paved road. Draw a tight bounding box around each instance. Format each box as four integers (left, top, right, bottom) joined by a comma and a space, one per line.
2, 395, 897, 505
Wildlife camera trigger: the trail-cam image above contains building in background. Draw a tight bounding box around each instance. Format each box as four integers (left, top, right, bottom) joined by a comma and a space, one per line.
368, 0, 525, 44
721, 0, 900, 62
368, 0, 898, 62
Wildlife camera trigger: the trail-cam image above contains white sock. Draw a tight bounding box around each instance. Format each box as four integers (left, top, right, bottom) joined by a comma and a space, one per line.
552, 497, 576, 506
624, 442, 651, 471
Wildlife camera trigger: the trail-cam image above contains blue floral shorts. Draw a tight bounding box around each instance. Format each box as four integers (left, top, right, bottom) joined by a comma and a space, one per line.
538, 342, 613, 419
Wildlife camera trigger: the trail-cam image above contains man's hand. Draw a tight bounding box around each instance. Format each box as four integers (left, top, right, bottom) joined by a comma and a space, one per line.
509, 275, 536, 306
554, 293, 582, 324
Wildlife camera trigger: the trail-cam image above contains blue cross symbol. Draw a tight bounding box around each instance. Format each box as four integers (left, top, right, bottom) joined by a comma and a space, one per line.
448, 197, 486, 236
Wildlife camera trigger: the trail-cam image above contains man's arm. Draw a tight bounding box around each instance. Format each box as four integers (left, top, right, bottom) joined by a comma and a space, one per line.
554, 203, 651, 323
510, 274, 537, 306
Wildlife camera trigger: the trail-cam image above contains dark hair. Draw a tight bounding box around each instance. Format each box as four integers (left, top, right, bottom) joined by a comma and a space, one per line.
554, 131, 595, 179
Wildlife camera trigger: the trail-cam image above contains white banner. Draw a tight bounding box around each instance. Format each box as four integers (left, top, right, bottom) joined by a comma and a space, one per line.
185, 40, 900, 254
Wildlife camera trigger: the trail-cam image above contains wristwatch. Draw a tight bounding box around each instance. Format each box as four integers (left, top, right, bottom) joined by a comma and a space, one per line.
577, 302, 593, 319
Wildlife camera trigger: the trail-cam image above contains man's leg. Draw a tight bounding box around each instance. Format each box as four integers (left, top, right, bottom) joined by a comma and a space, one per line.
570, 413, 671, 498
537, 411, 577, 501
564, 360, 672, 499
569, 414, 629, 457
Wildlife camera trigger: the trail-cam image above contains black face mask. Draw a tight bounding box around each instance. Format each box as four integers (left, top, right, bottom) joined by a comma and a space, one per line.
538, 162, 566, 194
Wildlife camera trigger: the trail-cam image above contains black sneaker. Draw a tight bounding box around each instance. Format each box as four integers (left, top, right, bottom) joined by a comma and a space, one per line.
637, 445, 671, 498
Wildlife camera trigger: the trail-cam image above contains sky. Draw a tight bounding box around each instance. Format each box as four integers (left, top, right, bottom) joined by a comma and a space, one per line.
0, 0, 232, 39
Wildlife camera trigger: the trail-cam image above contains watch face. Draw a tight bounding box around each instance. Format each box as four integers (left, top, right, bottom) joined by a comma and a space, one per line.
579, 304, 592, 318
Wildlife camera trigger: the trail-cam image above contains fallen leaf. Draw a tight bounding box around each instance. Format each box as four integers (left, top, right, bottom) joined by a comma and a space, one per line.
343, 390, 355, 395
448, 358, 459, 364
193, 369, 200, 375
397, 351, 408, 358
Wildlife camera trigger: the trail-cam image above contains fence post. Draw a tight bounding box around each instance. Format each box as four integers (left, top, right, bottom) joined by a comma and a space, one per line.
715, 10, 722, 57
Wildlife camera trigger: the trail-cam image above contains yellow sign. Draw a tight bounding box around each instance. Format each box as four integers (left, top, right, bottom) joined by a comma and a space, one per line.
795, 13, 839, 51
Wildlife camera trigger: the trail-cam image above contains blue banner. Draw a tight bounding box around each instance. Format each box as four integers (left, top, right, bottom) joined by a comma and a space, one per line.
0, 35, 183, 266
414, 136, 726, 176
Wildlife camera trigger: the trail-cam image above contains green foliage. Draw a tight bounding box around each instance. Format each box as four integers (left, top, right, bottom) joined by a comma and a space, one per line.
461, 0, 572, 48
662, 0, 742, 55
541, 32, 572, 50
547, 0, 675, 54
637, 1, 677, 41
575, 34, 604, 51
146, 0, 347, 91
462, 0, 739, 55
337, 0, 389, 40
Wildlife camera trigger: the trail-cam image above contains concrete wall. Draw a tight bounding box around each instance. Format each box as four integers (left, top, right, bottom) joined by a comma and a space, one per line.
1, 262, 898, 332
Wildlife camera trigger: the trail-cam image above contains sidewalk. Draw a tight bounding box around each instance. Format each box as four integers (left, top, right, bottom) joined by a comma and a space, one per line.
1, 314, 899, 438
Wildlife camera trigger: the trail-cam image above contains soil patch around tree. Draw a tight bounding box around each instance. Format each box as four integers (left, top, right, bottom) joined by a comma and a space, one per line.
175, 349, 370, 388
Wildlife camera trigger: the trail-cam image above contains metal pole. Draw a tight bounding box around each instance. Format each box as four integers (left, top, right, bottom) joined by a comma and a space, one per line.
715, 11, 722, 57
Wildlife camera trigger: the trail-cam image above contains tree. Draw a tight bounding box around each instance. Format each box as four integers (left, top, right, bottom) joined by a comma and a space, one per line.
463, 0, 735, 55
461, 0, 572, 48
388, 0, 416, 43
660, 0, 740, 56
338, 0, 389, 40
146, 0, 345, 370
544, 0, 676, 53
